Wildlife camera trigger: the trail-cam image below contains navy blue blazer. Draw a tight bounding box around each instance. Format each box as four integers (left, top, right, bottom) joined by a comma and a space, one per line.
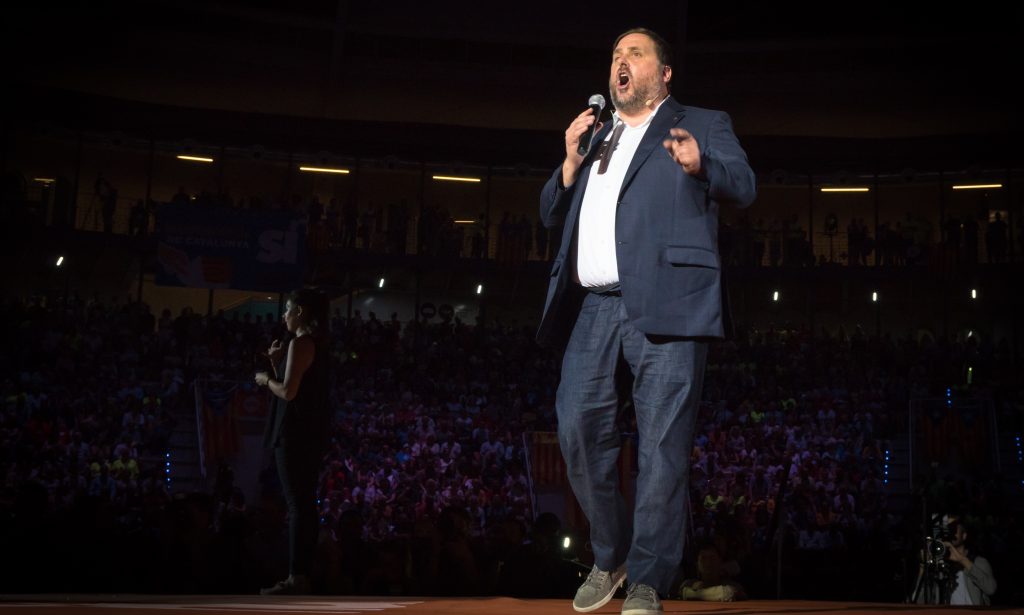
537, 97, 756, 349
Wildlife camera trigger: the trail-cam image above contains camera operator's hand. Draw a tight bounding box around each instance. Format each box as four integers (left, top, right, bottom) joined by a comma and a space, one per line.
943, 541, 970, 568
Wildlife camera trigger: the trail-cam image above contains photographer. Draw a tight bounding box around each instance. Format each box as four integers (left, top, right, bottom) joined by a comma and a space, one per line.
914, 516, 996, 606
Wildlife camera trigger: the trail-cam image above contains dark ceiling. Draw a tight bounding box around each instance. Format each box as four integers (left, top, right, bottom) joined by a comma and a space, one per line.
6, 1, 1024, 171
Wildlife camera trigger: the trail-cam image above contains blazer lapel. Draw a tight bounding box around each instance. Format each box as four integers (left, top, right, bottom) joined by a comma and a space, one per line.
618, 96, 686, 197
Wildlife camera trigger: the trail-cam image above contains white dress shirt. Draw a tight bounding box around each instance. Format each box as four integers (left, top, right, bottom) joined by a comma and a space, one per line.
576, 97, 669, 288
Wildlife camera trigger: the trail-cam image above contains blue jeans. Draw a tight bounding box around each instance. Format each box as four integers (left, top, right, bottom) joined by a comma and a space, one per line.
556, 292, 707, 596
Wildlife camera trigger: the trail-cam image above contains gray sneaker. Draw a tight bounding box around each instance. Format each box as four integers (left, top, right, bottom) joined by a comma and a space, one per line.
572, 563, 626, 612
621, 583, 662, 615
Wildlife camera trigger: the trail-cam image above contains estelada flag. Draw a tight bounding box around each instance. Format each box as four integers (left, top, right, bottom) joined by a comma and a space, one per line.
201, 382, 240, 462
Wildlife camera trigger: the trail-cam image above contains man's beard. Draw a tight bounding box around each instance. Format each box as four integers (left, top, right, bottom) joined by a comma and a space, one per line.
609, 74, 662, 115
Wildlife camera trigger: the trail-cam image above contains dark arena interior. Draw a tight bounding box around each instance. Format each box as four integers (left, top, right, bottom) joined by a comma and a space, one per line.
2, 2, 1023, 613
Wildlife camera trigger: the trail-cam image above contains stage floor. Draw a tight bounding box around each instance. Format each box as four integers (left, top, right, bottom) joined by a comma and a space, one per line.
1, 596, 1022, 615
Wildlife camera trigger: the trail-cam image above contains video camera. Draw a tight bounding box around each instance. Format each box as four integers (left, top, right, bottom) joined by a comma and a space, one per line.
923, 514, 959, 567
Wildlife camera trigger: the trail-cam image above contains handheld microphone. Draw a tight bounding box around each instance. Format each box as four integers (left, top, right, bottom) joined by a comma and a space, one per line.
577, 94, 606, 156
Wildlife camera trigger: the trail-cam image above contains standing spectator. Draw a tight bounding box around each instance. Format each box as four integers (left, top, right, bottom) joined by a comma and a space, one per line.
986, 212, 1007, 263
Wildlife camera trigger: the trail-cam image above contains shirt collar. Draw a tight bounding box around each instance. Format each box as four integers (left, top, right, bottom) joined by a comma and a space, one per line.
611, 95, 670, 129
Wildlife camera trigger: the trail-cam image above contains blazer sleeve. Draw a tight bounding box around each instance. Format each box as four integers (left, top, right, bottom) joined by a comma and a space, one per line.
540, 166, 577, 229
700, 111, 757, 209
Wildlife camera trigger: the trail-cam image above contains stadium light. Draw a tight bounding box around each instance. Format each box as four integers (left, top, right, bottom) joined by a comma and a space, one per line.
177, 155, 214, 163
433, 175, 481, 183
300, 166, 350, 174
772, 290, 779, 302
476, 284, 483, 295
872, 291, 878, 303
971, 289, 977, 299
379, 278, 385, 289
821, 187, 869, 193
56, 256, 64, 267
952, 184, 1002, 190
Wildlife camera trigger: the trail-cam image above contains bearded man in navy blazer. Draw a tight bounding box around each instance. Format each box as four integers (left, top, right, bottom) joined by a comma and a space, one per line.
538, 28, 756, 615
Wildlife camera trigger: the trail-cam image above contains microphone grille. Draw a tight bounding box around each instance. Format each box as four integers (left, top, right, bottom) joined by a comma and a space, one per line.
588, 94, 606, 110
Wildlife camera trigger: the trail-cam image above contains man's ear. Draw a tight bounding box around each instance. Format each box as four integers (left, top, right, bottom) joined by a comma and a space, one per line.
663, 64, 673, 85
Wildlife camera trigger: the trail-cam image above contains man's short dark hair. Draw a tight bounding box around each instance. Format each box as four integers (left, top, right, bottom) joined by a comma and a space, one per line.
613, 27, 673, 68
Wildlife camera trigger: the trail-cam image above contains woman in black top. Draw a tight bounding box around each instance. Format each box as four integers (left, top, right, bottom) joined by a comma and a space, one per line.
255, 288, 330, 595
